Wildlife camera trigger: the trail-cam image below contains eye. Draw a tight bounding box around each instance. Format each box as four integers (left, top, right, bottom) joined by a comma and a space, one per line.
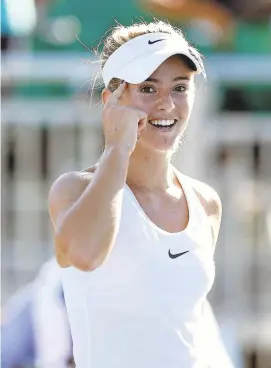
140, 85, 156, 93
173, 85, 187, 92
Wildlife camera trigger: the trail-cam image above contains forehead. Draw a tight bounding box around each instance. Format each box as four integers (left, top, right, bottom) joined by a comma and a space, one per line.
150, 55, 195, 80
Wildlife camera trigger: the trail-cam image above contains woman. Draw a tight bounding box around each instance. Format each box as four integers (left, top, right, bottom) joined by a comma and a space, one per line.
49, 20, 222, 367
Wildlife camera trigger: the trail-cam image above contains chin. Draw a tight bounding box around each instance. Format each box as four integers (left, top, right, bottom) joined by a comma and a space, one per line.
138, 136, 179, 154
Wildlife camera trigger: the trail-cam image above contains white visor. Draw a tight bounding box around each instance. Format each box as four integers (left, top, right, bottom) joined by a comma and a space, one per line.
102, 32, 203, 88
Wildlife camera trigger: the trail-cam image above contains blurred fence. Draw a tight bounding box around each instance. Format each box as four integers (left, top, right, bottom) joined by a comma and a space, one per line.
2, 52, 271, 364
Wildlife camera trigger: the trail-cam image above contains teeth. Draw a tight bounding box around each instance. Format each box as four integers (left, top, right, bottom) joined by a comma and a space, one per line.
150, 119, 175, 126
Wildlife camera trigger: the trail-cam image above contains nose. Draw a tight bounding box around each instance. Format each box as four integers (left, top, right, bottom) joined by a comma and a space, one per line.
157, 93, 175, 112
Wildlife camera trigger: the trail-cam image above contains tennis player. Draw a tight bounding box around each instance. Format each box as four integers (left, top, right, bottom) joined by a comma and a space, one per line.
49, 20, 223, 367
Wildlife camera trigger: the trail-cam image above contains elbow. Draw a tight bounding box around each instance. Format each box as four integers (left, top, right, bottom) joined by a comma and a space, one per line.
68, 246, 104, 272
54, 232, 105, 272
71, 259, 97, 272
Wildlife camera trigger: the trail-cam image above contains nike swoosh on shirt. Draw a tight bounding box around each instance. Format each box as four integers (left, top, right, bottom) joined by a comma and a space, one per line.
168, 250, 189, 259
148, 39, 165, 45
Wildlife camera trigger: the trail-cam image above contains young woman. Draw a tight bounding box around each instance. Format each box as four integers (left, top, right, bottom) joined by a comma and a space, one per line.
49, 20, 222, 367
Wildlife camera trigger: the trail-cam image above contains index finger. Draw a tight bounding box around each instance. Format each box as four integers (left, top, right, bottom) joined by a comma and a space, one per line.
106, 81, 126, 107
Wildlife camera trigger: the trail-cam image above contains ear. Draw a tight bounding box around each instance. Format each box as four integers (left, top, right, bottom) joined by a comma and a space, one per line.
102, 88, 112, 105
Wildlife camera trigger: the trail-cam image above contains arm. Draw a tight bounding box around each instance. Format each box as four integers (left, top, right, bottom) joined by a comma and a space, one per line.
49, 146, 130, 271
49, 83, 147, 272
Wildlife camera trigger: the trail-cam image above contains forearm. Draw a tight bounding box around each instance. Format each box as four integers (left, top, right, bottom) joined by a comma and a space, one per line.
56, 146, 130, 270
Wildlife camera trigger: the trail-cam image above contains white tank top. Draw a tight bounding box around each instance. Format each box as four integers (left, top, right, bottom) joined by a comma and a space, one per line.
61, 171, 215, 368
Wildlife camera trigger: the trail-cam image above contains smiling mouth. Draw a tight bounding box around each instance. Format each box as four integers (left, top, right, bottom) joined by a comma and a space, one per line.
148, 119, 177, 130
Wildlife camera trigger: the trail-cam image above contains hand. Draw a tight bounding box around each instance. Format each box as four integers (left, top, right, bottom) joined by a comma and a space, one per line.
102, 82, 147, 155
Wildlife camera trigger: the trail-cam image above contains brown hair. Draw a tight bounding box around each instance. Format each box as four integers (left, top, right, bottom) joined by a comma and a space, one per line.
96, 20, 205, 92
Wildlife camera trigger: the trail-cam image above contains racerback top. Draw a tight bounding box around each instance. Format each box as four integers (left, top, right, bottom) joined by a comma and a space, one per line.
61, 171, 215, 367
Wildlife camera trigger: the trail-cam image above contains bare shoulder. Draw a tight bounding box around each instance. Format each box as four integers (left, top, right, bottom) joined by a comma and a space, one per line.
180, 172, 222, 248
49, 171, 92, 206
48, 165, 97, 228
187, 175, 222, 221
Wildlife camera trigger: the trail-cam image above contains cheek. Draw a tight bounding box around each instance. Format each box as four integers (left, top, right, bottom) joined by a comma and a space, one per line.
121, 91, 151, 112
178, 93, 195, 115
129, 94, 153, 114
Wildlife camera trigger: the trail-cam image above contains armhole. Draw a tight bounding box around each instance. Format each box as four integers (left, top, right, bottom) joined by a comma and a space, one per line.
177, 170, 215, 252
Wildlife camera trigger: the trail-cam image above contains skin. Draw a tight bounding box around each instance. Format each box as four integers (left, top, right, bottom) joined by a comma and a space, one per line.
104, 55, 195, 186
49, 55, 222, 269
102, 56, 221, 239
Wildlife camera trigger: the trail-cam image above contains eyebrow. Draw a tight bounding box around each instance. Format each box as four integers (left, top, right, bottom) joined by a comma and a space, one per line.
145, 76, 191, 83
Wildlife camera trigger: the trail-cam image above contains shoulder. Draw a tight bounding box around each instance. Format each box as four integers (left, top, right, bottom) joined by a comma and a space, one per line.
49, 171, 92, 203
188, 176, 222, 221
49, 165, 97, 199
48, 165, 97, 225
178, 172, 222, 218
180, 172, 222, 248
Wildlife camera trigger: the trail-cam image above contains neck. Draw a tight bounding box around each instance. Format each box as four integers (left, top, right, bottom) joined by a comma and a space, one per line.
127, 145, 175, 192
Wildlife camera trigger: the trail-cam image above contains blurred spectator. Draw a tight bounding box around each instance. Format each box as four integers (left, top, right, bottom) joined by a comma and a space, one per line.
141, 0, 271, 48
141, 0, 236, 46
143, 0, 271, 22
216, 0, 271, 21
1, 258, 73, 368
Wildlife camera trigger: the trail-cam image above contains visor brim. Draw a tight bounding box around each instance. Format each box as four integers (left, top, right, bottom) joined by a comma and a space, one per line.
109, 49, 200, 85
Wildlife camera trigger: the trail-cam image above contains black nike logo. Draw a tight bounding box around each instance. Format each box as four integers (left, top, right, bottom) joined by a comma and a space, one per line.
168, 250, 189, 259
148, 39, 165, 45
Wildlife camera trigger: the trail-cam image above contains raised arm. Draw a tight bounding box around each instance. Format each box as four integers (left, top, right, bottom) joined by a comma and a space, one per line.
48, 82, 147, 271
49, 147, 129, 271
